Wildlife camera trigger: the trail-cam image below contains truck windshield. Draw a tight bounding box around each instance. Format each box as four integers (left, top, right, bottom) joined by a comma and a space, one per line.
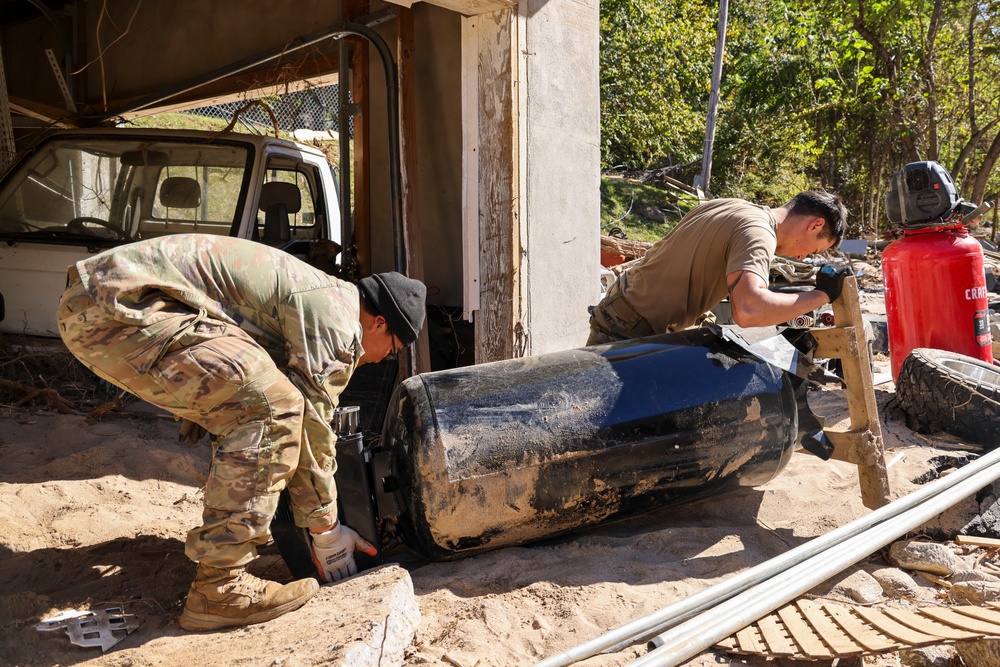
0, 136, 253, 245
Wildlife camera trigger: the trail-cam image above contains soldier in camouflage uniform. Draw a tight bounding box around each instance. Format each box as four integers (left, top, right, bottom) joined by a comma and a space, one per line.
56, 234, 427, 631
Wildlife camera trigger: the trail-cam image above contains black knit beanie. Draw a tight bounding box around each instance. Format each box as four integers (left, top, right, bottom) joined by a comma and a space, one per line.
357, 272, 427, 345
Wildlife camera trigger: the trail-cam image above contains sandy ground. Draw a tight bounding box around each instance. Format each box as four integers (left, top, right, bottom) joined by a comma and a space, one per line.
0, 279, 991, 667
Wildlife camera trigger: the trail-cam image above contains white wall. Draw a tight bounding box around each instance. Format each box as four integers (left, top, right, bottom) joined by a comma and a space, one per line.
520, 0, 601, 354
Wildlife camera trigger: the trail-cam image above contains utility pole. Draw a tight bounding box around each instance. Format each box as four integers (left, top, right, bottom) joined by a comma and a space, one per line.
699, 0, 729, 195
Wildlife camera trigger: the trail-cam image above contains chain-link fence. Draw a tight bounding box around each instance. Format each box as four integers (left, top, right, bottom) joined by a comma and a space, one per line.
186, 83, 352, 136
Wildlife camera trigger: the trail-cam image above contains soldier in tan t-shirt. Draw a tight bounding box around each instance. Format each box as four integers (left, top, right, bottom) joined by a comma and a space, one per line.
588, 190, 847, 345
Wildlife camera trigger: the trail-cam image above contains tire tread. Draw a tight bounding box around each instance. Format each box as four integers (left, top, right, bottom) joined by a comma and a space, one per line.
896, 348, 1000, 449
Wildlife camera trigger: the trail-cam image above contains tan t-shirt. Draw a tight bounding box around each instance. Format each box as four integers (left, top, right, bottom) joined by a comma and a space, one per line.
621, 198, 777, 333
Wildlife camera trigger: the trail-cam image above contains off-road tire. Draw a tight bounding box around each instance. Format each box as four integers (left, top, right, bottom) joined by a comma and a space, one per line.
895, 347, 1000, 449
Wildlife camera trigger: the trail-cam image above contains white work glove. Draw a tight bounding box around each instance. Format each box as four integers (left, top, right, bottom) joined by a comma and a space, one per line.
310, 523, 378, 582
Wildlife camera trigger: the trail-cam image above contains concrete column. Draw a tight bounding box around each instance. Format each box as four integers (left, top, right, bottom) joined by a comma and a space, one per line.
520, 0, 601, 354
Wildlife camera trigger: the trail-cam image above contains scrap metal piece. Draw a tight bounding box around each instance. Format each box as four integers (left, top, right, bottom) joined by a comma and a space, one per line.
35, 607, 140, 652
714, 324, 837, 458
44, 48, 76, 113
715, 324, 841, 386
715, 600, 1000, 660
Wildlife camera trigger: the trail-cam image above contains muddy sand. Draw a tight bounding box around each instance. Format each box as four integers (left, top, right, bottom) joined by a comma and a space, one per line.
1, 342, 989, 667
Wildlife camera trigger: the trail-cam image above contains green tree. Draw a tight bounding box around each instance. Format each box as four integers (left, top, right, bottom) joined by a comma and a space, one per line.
708, 2, 879, 207
600, 0, 1000, 233
843, 0, 1000, 217
600, 0, 717, 170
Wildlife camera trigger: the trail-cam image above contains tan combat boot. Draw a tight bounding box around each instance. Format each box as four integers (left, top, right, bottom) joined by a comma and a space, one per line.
178, 564, 319, 631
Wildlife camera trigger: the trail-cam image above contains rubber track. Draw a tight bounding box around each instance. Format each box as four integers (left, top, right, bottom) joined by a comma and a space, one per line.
895, 348, 1000, 449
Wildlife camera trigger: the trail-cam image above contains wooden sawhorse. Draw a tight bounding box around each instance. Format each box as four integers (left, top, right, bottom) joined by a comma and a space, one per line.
808, 276, 891, 509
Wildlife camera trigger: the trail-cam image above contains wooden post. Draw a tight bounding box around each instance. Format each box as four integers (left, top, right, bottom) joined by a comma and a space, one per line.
808, 277, 891, 509
397, 7, 432, 374
350, 38, 371, 279
472, 9, 522, 363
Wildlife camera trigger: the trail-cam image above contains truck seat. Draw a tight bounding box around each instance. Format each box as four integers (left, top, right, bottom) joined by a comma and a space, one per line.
159, 177, 201, 208
259, 181, 301, 247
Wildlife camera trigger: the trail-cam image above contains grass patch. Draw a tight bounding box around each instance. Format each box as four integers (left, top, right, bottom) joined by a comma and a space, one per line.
600, 175, 699, 242
126, 112, 234, 133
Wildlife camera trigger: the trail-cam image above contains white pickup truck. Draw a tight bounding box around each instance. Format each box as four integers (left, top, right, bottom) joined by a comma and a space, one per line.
0, 127, 343, 336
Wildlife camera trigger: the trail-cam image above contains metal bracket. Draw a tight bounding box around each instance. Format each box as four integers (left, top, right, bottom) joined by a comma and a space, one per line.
44, 48, 76, 113
36, 607, 140, 652
371, 450, 400, 519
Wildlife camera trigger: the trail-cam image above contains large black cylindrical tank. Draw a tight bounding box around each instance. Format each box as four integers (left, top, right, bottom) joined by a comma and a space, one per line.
384, 328, 798, 561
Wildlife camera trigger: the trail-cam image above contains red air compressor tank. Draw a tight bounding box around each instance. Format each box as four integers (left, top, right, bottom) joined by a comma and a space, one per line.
882, 224, 992, 380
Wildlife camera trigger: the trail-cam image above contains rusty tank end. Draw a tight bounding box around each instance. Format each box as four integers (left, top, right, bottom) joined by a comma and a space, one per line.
383, 327, 799, 561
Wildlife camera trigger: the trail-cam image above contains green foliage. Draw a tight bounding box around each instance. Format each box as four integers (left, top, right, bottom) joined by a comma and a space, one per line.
600, 175, 701, 242
600, 0, 1000, 236
710, 0, 874, 206
600, 0, 717, 169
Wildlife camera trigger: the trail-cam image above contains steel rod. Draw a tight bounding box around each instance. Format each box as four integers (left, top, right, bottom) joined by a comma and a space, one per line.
627, 449, 1000, 667
533, 445, 1000, 667
698, 0, 727, 194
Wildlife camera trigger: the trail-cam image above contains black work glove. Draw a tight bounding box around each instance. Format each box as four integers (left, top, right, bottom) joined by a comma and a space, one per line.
815, 263, 852, 303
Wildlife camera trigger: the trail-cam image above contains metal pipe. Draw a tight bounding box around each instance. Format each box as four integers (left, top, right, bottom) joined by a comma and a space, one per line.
533, 445, 1000, 667
333, 24, 403, 274
627, 448, 1000, 667
698, 0, 727, 194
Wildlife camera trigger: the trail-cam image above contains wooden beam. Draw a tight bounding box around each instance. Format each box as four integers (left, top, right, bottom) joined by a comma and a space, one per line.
810, 277, 890, 509
8, 97, 75, 128
351, 38, 371, 279
824, 427, 877, 464
833, 277, 890, 509
425, 0, 517, 16
956, 535, 1000, 548
810, 327, 859, 360
474, 8, 522, 363
382, 0, 517, 17
397, 7, 432, 374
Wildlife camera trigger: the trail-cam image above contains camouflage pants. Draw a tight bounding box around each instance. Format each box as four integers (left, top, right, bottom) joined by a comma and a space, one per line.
586, 279, 657, 346
587, 279, 717, 346
57, 279, 304, 568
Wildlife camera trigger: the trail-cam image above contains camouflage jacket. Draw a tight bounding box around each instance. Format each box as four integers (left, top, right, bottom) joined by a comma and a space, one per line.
75, 234, 362, 527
